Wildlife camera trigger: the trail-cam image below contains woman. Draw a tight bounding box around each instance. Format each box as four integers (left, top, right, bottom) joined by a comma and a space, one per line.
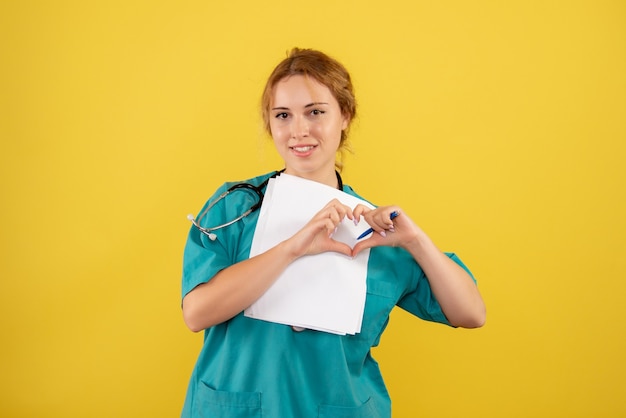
181, 48, 485, 417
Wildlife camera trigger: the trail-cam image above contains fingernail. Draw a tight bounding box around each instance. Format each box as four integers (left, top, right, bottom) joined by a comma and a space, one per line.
353, 218, 359, 226
389, 227, 395, 232
379, 230, 387, 237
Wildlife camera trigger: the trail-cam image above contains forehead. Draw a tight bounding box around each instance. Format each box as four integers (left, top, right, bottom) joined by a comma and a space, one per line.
271, 75, 336, 106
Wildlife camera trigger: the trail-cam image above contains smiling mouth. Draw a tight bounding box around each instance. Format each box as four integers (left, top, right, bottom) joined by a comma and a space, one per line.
290, 145, 316, 152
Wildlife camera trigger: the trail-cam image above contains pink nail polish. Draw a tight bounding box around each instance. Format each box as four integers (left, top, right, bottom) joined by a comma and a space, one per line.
379, 230, 387, 237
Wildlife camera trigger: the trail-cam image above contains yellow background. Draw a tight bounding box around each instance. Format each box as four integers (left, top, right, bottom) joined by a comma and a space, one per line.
1, 1, 625, 417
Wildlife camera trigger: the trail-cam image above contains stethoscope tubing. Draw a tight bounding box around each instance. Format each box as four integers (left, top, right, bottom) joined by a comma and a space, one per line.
188, 170, 342, 241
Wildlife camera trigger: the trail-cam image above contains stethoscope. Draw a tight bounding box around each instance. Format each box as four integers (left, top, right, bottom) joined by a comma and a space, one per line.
187, 170, 343, 241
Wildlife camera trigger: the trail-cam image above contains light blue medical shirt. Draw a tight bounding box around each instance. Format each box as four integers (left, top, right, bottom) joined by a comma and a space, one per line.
181, 172, 475, 418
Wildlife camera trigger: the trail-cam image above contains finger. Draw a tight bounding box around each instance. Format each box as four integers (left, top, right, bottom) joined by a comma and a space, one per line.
342, 205, 355, 221
352, 239, 374, 257
371, 208, 400, 230
328, 209, 342, 226
326, 241, 353, 257
384, 209, 400, 227
321, 218, 338, 237
332, 209, 351, 230
352, 204, 371, 221
333, 201, 354, 222
329, 204, 356, 227
363, 215, 387, 235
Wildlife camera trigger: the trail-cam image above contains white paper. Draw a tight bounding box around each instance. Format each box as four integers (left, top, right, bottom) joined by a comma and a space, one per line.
244, 174, 375, 335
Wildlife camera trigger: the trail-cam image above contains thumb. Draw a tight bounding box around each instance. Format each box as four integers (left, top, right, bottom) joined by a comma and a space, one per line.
327, 241, 353, 257
351, 240, 373, 258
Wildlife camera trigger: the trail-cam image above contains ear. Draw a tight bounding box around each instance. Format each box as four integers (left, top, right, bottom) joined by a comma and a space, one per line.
341, 114, 350, 130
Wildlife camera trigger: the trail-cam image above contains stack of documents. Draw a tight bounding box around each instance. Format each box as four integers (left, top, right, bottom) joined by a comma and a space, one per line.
244, 174, 375, 335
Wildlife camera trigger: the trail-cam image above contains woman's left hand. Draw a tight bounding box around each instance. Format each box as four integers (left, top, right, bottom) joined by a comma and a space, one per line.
352, 204, 486, 328
352, 205, 420, 257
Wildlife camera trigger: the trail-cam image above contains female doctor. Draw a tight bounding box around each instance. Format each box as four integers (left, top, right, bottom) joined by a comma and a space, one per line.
181, 48, 485, 418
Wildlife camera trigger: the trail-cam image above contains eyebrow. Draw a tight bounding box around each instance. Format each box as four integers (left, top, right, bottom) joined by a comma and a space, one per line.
271, 102, 329, 111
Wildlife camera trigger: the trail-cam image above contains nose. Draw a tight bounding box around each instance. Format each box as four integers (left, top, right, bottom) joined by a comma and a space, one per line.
291, 116, 309, 139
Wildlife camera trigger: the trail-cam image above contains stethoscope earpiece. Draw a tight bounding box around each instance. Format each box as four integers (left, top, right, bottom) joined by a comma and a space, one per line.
187, 214, 217, 240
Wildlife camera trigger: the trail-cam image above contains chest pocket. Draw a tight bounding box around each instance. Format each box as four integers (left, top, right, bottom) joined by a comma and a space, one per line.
355, 279, 398, 347
367, 279, 398, 299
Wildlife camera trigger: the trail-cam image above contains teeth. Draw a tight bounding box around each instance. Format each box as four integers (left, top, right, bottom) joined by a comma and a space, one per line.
293, 145, 313, 152
293, 146, 314, 152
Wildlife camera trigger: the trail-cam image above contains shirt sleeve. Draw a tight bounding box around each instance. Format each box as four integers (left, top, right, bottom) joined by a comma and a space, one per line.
181, 183, 234, 300
396, 252, 476, 326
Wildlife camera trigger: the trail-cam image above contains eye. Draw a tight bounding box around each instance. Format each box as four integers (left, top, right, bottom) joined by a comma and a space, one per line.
275, 112, 289, 119
310, 109, 325, 116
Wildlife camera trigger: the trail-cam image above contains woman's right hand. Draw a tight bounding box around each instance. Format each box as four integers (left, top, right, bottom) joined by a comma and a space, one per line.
183, 199, 354, 331
284, 198, 354, 258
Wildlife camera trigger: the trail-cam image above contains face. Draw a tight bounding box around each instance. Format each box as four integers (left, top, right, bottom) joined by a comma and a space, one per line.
269, 75, 348, 184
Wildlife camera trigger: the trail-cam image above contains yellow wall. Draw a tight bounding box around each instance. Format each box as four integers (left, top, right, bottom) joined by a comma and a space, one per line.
1, 1, 625, 417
